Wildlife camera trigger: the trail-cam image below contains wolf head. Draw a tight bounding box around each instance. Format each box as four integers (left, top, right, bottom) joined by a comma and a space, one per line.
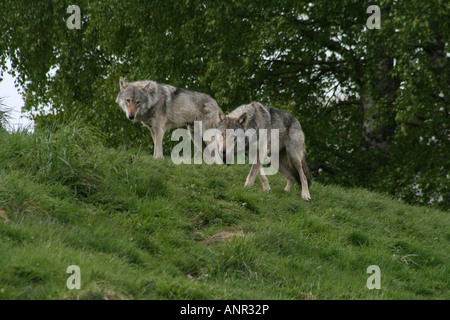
215, 113, 249, 160
115, 77, 157, 122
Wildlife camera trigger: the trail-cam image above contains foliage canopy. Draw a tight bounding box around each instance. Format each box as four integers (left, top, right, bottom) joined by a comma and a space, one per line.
0, 0, 448, 209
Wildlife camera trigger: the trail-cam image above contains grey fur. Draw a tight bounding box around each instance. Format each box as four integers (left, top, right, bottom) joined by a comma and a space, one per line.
116, 77, 224, 159
216, 102, 312, 200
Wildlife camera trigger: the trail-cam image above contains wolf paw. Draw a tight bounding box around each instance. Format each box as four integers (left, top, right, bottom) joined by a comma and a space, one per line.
302, 191, 311, 201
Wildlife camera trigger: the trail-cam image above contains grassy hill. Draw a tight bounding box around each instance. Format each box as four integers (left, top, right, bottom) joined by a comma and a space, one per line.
0, 124, 448, 300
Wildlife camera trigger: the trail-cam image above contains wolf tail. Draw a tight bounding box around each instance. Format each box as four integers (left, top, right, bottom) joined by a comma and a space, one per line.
302, 154, 312, 187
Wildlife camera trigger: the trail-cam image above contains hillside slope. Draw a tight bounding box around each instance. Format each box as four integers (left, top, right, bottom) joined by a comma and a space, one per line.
0, 125, 448, 299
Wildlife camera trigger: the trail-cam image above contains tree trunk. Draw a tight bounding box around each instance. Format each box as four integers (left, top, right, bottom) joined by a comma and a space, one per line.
360, 55, 400, 156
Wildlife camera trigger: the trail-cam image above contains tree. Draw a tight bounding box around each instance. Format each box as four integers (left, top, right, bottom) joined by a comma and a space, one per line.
0, 0, 448, 209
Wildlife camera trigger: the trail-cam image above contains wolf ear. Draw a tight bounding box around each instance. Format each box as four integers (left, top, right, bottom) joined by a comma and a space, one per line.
143, 81, 156, 94
238, 112, 248, 127
119, 77, 128, 91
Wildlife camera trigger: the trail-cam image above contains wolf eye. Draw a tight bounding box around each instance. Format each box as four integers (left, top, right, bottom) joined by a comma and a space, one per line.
125, 98, 131, 104
136, 100, 141, 105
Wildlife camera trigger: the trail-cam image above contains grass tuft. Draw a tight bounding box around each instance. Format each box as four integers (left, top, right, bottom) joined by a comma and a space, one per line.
0, 125, 448, 299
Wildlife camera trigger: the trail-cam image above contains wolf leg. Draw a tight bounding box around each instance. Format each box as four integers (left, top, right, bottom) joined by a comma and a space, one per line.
278, 161, 296, 191
245, 146, 260, 187
258, 167, 271, 191
286, 142, 311, 201
151, 127, 165, 159
188, 124, 218, 164
198, 120, 222, 165
246, 150, 269, 189
245, 162, 261, 187
251, 135, 271, 190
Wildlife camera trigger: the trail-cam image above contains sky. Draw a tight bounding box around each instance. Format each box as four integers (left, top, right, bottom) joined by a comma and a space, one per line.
0, 60, 34, 131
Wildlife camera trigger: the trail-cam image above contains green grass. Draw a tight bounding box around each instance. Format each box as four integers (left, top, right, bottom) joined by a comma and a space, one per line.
0, 124, 448, 299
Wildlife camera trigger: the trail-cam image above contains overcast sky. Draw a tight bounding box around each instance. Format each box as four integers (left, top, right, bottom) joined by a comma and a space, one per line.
0, 60, 34, 131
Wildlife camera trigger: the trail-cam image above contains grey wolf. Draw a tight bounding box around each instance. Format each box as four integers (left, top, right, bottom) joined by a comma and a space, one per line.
116, 77, 224, 159
216, 102, 312, 200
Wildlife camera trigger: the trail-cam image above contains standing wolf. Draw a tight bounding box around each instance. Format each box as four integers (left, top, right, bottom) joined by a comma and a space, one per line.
116, 77, 224, 159
216, 102, 312, 201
